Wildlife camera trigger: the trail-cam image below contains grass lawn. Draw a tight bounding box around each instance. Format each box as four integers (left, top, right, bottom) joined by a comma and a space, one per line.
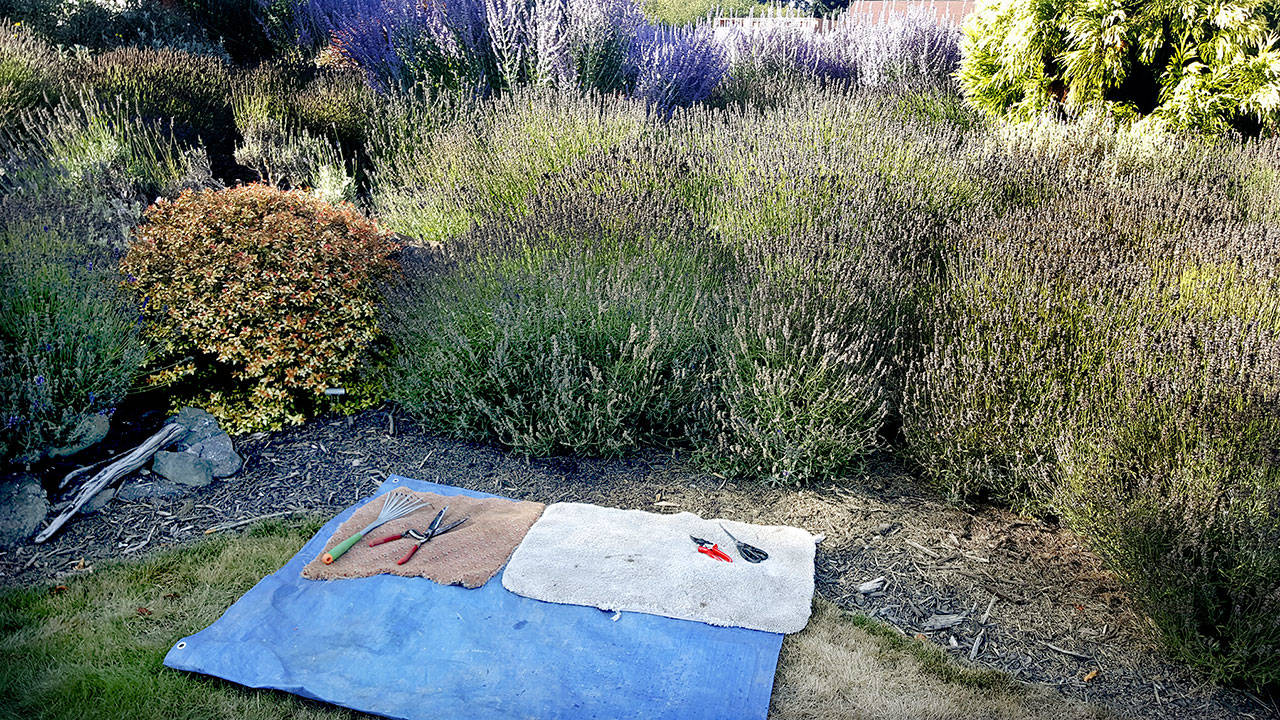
0, 518, 1106, 720
641, 0, 760, 25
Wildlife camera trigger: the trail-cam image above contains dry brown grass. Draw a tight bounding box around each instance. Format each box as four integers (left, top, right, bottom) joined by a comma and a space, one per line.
771, 599, 1111, 720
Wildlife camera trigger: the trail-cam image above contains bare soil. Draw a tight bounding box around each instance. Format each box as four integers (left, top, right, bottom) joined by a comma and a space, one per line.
1, 407, 1275, 720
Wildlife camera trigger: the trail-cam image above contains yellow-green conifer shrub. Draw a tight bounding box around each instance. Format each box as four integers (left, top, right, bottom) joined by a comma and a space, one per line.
958, 0, 1280, 135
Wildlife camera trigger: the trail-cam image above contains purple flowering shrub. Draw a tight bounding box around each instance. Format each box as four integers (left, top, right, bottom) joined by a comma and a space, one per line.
270, 0, 647, 95
263, 0, 962, 113
630, 25, 727, 114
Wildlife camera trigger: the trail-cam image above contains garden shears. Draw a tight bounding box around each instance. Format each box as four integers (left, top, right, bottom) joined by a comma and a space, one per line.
719, 523, 769, 563
368, 506, 468, 564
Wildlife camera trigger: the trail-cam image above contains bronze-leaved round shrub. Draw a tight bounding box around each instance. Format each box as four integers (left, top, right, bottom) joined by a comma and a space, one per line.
121, 184, 399, 432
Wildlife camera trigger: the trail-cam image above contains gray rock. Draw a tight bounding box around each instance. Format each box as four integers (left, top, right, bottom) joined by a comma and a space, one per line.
117, 480, 191, 502
165, 407, 242, 478
48, 415, 111, 458
81, 485, 117, 514
0, 475, 49, 546
168, 407, 221, 446
184, 431, 242, 478
152, 451, 213, 487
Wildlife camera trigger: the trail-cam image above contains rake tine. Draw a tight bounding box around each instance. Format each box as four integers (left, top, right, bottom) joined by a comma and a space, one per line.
321, 491, 433, 564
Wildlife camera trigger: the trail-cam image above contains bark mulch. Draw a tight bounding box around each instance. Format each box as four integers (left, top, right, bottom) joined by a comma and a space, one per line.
0, 407, 1274, 720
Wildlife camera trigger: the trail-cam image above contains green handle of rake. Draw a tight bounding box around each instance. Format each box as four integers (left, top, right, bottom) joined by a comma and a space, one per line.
322, 532, 364, 564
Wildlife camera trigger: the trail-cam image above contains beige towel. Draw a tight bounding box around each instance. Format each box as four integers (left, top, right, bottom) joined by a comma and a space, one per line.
302, 490, 545, 588
503, 502, 816, 634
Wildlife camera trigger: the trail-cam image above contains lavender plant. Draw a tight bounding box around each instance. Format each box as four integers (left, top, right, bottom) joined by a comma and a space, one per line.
367, 86, 648, 244
697, 88, 976, 482
844, 5, 960, 89
383, 88, 971, 482
695, 247, 892, 484
385, 140, 728, 455
82, 45, 235, 156
714, 24, 858, 105
1059, 314, 1280, 689
899, 126, 1280, 684
1, 93, 215, 251
0, 219, 147, 463
233, 64, 378, 150
0, 19, 66, 130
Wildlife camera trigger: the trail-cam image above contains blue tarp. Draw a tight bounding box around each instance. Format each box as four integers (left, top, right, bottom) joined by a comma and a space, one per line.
164, 475, 784, 720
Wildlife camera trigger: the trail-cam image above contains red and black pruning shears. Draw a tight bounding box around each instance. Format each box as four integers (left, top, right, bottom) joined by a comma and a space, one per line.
690, 535, 732, 563
368, 506, 468, 565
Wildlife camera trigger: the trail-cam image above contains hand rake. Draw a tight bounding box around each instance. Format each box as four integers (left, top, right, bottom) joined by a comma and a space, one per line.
322, 491, 432, 564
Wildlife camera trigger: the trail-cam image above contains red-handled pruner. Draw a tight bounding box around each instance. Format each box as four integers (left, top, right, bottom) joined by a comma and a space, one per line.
368, 507, 469, 565
690, 535, 733, 562
369, 528, 432, 565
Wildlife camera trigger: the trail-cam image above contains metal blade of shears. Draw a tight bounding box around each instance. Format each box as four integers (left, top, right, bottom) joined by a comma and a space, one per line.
431, 517, 468, 538
424, 506, 448, 539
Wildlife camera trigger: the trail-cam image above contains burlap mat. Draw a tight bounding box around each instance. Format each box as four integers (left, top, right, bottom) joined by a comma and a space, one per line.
301, 490, 545, 588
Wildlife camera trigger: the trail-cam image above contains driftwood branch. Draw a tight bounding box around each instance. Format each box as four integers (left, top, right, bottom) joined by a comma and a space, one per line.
35, 423, 187, 543
57, 445, 134, 491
